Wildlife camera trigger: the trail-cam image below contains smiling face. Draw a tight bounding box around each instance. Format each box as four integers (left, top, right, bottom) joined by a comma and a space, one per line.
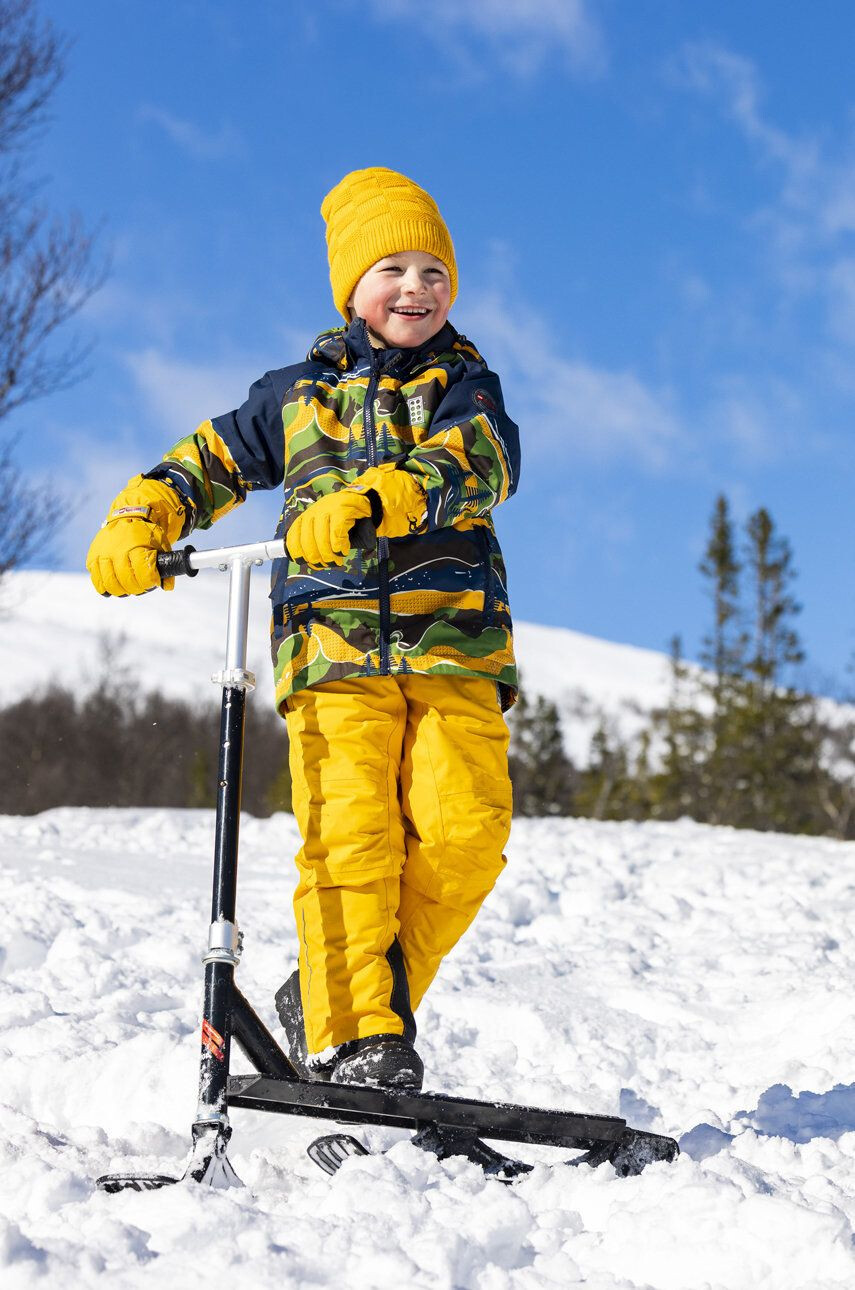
347, 250, 452, 349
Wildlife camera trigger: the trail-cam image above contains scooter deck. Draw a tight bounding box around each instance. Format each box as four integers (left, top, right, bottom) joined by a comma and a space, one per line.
226, 1073, 626, 1149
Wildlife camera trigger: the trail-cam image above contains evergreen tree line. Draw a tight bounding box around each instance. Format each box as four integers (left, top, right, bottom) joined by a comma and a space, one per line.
508, 496, 855, 838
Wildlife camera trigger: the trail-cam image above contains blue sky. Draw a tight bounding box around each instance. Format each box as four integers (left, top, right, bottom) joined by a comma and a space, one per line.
15, 0, 855, 690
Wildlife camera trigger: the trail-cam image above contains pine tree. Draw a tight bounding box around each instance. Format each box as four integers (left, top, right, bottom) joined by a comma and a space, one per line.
697, 496, 747, 823
727, 506, 823, 832
699, 495, 743, 688
651, 634, 710, 820
574, 718, 632, 820
745, 507, 804, 691
647, 498, 831, 835
508, 682, 575, 816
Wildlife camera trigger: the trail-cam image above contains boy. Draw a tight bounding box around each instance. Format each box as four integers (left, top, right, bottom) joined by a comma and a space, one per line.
87, 167, 521, 1089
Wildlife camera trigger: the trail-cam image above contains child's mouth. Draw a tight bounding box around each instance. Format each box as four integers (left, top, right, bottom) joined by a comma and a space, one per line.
391, 307, 430, 318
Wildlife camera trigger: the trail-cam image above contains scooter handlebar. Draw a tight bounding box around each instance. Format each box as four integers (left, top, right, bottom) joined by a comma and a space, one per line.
156, 545, 198, 579
155, 516, 377, 580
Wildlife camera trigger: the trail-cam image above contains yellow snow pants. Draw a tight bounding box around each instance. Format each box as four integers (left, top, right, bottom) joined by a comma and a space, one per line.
284, 675, 512, 1054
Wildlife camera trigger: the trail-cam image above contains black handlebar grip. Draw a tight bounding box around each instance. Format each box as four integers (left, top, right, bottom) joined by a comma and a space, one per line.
350, 517, 377, 551
156, 545, 198, 579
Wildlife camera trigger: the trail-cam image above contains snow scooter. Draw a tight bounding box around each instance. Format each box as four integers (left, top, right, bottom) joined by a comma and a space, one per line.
96, 528, 678, 1193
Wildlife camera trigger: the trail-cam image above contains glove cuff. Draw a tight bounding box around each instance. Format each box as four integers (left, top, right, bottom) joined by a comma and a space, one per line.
350, 464, 426, 539
105, 474, 187, 546
361, 488, 384, 529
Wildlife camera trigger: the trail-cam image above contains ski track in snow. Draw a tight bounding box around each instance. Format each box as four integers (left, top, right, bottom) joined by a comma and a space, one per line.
2, 809, 855, 1288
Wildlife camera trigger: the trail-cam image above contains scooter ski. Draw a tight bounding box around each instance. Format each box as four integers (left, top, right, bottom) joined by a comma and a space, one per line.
95, 530, 678, 1194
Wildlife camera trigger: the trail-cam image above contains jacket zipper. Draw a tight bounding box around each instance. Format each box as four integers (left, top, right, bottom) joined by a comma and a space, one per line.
363, 344, 391, 674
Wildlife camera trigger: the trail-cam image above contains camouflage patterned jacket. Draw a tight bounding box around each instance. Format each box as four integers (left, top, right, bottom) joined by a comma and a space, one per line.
147, 318, 520, 711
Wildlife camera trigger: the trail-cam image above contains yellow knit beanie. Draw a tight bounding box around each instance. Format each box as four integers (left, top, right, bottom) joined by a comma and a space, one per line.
321, 167, 458, 322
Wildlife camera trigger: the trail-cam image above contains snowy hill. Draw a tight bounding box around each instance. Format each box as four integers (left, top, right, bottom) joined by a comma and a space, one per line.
0, 569, 674, 765
2, 807, 855, 1287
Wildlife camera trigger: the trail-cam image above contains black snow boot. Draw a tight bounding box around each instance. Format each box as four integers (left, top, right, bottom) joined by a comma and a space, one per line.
275, 969, 423, 1089
273, 970, 344, 1082
333, 1035, 424, 1091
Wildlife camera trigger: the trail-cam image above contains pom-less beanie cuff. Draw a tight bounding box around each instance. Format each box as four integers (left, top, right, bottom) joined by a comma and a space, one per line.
322, 167, 458, 321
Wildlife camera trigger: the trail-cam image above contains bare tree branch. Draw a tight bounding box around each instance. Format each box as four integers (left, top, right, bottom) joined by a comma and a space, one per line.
0, 1, 103, 584
0, 444, 59, 574
0, 206, 104, 423
0, 0, 66, 155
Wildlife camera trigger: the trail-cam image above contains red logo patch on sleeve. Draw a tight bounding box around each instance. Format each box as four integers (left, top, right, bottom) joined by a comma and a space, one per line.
473, 389, 498, 414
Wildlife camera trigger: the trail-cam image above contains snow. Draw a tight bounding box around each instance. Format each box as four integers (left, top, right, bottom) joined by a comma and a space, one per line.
3, 564, 855, 1285
3, 807, 855, 1288
0, 569, 675, 763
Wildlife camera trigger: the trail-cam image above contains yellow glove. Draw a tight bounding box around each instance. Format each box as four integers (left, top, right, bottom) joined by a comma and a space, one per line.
350, 463, 426, 538
86, 474, 187, 596
286, 489, 372, 567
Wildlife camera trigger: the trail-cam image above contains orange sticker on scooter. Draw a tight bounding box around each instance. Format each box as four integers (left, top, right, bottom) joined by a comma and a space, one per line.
201, 1018, 225, 1061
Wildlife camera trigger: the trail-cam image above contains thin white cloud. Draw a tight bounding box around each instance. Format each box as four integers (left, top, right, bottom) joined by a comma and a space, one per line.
138, 105, 242, 160
35, 413, 283, 574
364, 0, 606, 79
80, 278, 212, 351
701, 383, 778, 463
461, 289, 681, 470
820, 167, 855, 238
459, 269, 819, 472
675, 40, 855, 352
55, 350, 288, 570
124, 350, 267, 439
676, 43, 815, 179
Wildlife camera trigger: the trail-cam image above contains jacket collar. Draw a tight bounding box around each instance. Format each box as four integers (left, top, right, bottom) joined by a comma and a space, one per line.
309, 318, 459, 374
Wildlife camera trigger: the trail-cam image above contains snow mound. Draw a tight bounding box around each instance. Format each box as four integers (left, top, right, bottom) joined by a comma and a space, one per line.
2, 809, 855, 1287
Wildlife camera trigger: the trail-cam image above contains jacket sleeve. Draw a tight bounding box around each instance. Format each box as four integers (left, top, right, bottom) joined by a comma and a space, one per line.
397, 367, 520, 531
144, 366, 301, 534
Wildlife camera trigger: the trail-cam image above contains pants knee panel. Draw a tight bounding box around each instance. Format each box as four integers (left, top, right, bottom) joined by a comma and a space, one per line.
403, 783, 511, 908
292, 773, 406, 886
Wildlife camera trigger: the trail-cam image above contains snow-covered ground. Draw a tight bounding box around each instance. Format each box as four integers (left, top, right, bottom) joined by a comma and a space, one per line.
0, 569, 675, 764
2, 807, 855, 1288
